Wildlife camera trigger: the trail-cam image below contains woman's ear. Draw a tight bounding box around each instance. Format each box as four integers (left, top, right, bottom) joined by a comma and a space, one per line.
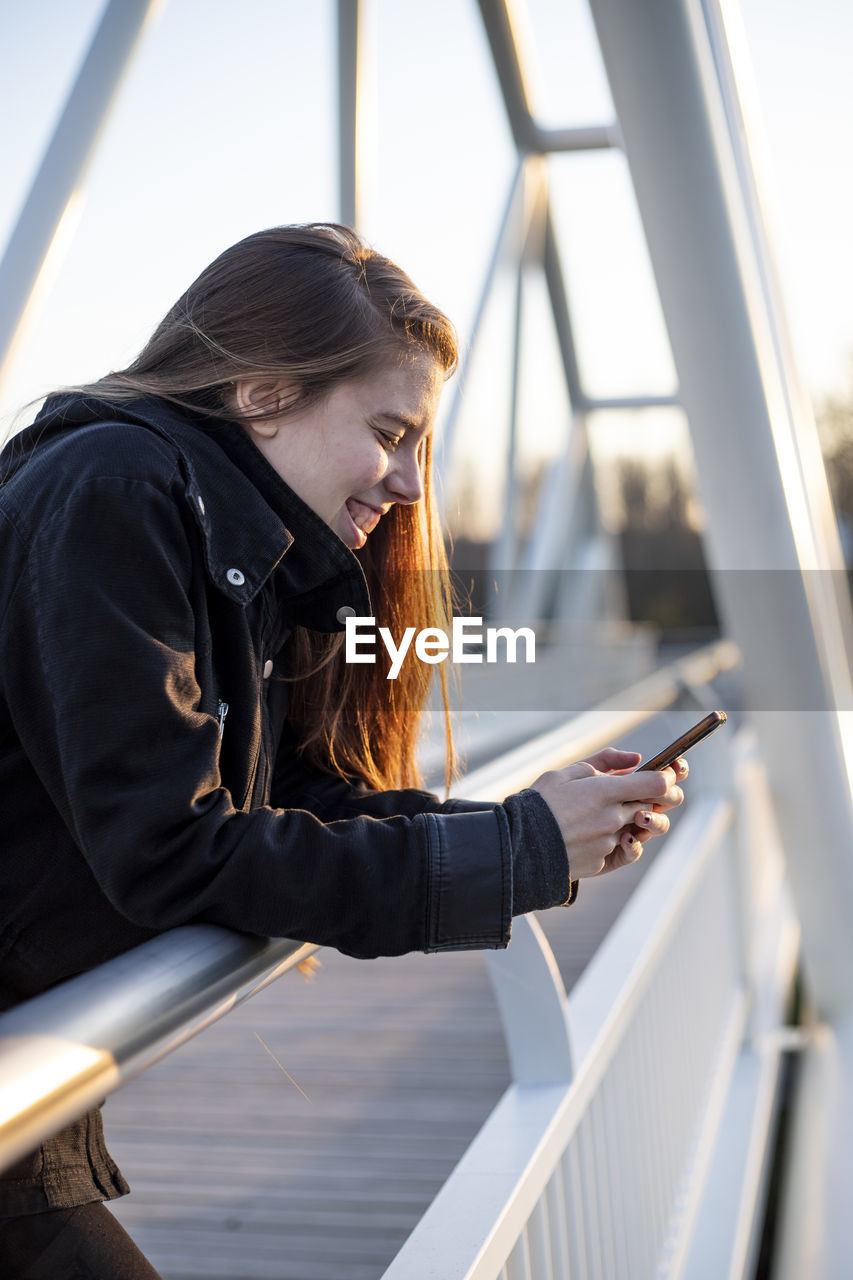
229, 378, 295, 437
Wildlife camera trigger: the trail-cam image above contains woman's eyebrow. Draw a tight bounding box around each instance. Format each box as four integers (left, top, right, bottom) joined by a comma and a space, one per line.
376, 410, 423, 433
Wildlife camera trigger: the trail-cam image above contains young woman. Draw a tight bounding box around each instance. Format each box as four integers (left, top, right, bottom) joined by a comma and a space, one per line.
0, 223, 685, 1277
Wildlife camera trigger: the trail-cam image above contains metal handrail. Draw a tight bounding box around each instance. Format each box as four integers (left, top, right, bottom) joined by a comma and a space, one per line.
0, 930, 318, 1172
0, 637, 739, 1174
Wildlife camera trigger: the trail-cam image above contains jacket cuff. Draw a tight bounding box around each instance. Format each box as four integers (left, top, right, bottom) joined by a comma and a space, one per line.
504, 788, 575, 915
421, 809, 512, 952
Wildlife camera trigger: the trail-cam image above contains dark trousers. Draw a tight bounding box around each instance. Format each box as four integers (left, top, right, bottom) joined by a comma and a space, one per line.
0, 1204, 162, 1279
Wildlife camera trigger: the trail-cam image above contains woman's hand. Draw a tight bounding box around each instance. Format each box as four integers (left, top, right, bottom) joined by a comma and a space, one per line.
529, 747, 688, 879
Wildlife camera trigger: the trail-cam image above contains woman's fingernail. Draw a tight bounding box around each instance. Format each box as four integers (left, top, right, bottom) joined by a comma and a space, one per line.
639, 812, 652, 825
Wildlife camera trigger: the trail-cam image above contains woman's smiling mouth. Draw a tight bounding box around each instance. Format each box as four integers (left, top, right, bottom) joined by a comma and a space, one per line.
346, 498, 384, 536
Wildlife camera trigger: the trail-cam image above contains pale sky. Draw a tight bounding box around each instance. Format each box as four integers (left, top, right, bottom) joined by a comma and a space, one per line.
1, 0, 851, 518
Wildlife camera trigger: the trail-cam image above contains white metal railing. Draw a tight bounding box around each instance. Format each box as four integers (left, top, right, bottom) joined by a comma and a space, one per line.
384, 797, 739, 1280
382, 648, 799, 1279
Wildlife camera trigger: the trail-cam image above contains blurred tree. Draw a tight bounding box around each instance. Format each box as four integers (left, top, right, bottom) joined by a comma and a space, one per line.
617, 456, 718, 634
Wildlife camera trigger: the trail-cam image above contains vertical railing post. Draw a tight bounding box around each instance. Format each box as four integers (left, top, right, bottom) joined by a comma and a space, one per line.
486, 914, 574, 1083
337, 0, 375, 232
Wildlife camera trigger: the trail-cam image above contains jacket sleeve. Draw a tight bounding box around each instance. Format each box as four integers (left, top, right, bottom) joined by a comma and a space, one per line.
271, 731, 576, 912
2, 475, 515, 958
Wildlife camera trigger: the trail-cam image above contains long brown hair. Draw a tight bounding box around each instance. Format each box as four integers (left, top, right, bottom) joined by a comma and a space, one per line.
72, 224, 458, 792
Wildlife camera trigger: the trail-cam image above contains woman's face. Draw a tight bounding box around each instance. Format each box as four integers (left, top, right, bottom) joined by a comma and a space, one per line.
234, 354, 443, 549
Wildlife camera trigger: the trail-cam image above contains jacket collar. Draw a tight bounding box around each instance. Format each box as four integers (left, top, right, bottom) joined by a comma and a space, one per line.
184, 408, 374, 631
33, 394, 372, 631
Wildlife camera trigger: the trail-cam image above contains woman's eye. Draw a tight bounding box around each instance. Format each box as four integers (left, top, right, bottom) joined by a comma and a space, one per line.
374, 428, 403, 451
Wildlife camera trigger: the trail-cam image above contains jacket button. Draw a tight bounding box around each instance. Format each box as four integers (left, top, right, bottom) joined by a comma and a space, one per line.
336, 606, 357, 624
226, 568, 246, 587
263, 659, 274, 679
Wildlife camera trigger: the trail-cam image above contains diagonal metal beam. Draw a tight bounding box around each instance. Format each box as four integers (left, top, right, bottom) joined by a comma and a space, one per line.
476, 0, 619, 155
0, 0, 162, 397
433, 156, 527, 489
542, 201, 586, 410
475, 0, 539, 152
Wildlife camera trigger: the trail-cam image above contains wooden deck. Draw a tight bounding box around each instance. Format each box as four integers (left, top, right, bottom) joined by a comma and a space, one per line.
105, 850, 660, 1280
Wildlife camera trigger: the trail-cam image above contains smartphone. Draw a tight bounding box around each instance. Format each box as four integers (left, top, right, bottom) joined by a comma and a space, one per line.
635, 710, 727, 772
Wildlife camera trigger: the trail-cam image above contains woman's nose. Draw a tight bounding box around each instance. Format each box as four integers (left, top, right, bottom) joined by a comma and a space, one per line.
387, 451, 424, 505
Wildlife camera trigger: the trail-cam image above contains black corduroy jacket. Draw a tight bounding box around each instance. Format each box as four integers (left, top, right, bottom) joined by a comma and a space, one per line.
0, 394, 570, 1009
